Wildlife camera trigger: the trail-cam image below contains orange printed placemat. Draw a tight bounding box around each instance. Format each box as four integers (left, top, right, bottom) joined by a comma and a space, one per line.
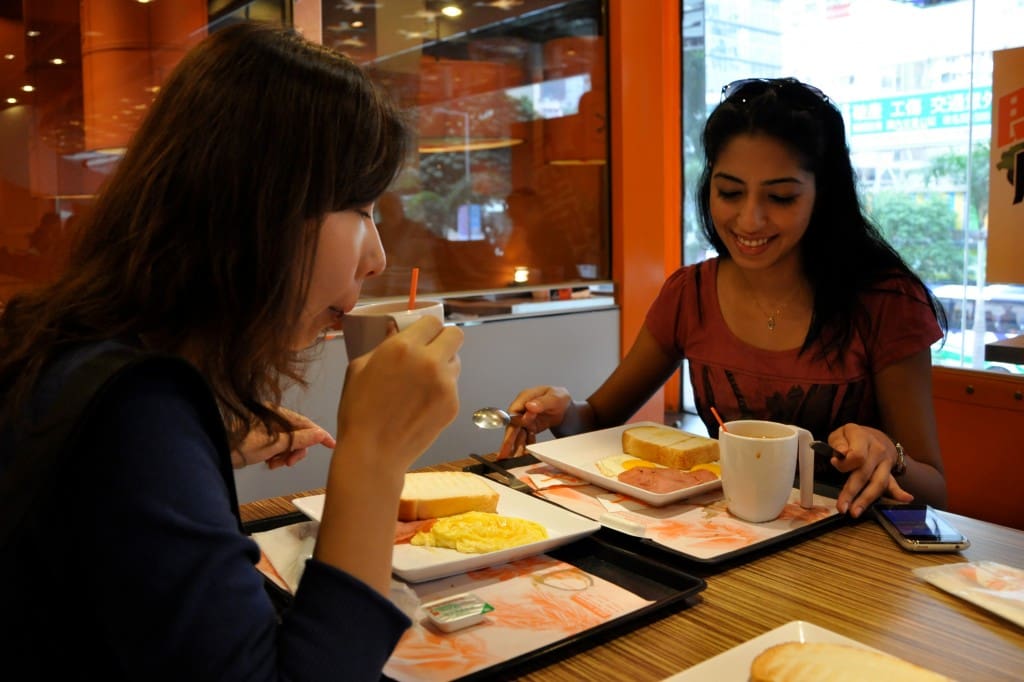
509, 463, 841, 562
384, 553, 655, 682
914, 561, 1024, 628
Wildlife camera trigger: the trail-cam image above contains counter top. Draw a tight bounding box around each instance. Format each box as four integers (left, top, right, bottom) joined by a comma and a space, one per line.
985, 334, 1024, 365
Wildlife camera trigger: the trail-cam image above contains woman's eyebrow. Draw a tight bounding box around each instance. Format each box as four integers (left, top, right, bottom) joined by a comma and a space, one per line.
712, 171, 745, 183
712, 172, 805, 187
763, 177, 805, 186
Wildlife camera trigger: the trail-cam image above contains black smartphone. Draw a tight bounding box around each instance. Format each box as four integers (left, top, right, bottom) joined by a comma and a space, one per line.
873, 503, 970, 553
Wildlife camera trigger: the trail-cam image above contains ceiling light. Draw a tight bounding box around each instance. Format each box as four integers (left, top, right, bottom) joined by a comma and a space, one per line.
50, 58, 64, 65
21, 85, 34, 92
352, 21, 364, 28
26, 30, 40, 38
3, 54, 14, 61
441, 5, 463, 17
5, 97, 17, 105
418, 137, 523, 153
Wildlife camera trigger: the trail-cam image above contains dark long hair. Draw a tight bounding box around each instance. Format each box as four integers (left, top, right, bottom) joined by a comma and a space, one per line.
696, 78, 944, 360
0, 22, 410, 443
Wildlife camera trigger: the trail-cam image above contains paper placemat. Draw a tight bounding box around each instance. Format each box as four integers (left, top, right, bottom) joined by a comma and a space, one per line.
249, 516, 706, 681
508, 462, 841, 562
384, 554, 654, 682
913, 560, 1024, 628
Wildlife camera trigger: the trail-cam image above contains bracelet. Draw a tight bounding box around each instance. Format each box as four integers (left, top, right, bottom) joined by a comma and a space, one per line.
891, 441, 907, 476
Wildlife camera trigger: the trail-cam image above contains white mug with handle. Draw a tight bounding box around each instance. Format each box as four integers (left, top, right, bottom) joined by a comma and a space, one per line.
719, 419, 815, 523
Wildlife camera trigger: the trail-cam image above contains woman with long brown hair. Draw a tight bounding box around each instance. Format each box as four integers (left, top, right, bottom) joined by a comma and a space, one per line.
0, 22, 463, 679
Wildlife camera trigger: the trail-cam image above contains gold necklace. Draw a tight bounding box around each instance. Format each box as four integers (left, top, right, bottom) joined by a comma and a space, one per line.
741, 275, 802, 332
753, 296, 783, 331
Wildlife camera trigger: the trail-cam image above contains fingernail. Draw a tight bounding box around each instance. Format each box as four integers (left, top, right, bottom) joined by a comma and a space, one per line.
852, 505, 863, 517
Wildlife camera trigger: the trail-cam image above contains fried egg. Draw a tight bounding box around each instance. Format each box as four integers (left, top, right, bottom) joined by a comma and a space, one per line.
411, 511, 548, 554
595, 454, 721, 479
594, 453, 664, 478
689, 462, 722, 477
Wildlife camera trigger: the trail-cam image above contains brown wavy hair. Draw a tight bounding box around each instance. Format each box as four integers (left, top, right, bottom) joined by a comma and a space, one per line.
0, 22, 410, 445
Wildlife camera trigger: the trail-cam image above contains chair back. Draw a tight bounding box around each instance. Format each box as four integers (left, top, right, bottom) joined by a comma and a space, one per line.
931, 366, 1024, 530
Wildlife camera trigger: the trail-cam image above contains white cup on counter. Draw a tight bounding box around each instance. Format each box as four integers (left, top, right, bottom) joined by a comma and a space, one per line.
342, 300, 445, 359
719, 419, 815, 522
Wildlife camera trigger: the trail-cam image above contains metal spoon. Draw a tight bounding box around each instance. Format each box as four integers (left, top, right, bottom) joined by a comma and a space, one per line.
471, 407, 522, 429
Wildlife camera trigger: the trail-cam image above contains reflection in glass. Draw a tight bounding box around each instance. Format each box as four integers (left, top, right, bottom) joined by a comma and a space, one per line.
0, 0, 609, 306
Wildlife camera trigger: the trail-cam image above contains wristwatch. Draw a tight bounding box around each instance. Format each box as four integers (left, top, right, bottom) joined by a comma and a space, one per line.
892, 441, 907, 476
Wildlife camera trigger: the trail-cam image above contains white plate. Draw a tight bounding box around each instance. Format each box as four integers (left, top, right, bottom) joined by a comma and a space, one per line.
661, 621, 883, 680
290, 478, 601, 583
526, 421, 722, 506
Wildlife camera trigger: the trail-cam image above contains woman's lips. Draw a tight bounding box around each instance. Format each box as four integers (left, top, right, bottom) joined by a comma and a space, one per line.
327, 306, 345, 331
732, 232, 774, 256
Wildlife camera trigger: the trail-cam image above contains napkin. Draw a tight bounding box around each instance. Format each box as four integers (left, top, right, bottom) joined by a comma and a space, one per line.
913, 560, 1024, 628
251, 521, 421, 618
519, 463, 589, 490
252, 521, 319, 593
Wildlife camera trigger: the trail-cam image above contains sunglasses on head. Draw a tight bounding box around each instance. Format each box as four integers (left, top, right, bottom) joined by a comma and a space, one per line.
720, 77, 831, 107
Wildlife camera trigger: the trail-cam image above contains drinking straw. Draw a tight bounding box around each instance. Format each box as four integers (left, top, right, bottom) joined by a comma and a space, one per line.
408, 267, 420, 310
710, 406, 727, 433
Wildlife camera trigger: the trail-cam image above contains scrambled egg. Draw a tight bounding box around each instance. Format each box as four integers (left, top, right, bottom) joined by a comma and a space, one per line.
411, 511, 548, 554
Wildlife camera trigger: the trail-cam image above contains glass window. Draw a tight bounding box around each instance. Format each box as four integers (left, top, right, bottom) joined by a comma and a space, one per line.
352, 0, 608, 298
681, 0, 1024, 376
0, 0, 609, 305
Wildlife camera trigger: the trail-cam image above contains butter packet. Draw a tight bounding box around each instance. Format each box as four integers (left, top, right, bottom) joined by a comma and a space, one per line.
913, 560, 1024, 628
422, 592, 495, 633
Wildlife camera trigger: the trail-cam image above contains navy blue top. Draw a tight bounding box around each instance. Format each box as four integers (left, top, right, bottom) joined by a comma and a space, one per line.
0, 341, 410, 680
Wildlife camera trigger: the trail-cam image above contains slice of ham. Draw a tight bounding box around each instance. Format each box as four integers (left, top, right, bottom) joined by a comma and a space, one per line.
395, 518, 436, 544
618, 466, 718, 494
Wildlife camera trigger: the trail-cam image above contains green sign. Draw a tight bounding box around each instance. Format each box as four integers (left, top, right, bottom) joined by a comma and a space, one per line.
846, 87, 992, 135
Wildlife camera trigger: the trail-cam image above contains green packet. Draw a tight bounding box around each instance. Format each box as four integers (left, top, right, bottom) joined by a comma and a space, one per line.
422, 592, 495, 633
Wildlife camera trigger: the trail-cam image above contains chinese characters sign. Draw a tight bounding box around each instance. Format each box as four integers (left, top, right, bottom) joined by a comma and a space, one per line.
846, 87, 992, 135
988, 46, 1024, 285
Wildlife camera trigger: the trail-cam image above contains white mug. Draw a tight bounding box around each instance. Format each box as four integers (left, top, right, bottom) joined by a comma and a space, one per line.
342, 299, 444, 359
719, 419, 815, 523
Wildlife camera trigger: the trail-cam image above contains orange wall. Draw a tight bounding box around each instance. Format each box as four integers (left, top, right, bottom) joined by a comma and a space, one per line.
609, 0, 682, 419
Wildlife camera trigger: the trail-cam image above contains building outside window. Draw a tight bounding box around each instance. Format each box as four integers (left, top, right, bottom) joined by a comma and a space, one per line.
681, 0, 1024, 382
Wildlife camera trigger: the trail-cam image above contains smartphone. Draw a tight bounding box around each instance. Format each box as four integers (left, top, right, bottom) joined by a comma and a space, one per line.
873, 503, 970, 552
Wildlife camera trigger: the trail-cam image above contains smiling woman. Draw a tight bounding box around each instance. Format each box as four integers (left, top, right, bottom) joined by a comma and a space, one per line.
497, 77, 949, 535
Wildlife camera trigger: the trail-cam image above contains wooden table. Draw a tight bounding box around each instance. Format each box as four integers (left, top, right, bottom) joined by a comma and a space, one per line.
985, 334, 1024, 365
240, 459, 1024, 682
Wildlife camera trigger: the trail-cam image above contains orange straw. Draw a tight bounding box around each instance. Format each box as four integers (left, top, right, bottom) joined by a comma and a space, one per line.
710, 406, 727, 433
408, 267, 420, 310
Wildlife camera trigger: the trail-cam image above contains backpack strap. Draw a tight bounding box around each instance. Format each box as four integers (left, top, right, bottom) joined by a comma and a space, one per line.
0, 346, 237, 546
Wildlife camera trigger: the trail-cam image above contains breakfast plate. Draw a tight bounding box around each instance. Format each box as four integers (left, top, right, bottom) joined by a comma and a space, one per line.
291, 478, 601, 583
661, 621, 884, 680
526, 421, 722, 506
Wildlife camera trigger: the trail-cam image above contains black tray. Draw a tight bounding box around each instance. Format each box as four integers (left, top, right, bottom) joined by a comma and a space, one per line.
464, 455, 852, 571
446, 533, 706, 681
594, 493, 852, 574
244, 512, 706, 681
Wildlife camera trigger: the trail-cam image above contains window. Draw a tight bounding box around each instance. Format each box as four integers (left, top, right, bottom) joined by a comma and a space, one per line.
0, 0, 610, 304
681, 0, 1023, 378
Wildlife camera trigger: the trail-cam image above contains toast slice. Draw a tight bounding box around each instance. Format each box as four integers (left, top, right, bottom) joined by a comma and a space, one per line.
621, 425, 719, 470
397, 472, 500, 521
750, 642, 953, 681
